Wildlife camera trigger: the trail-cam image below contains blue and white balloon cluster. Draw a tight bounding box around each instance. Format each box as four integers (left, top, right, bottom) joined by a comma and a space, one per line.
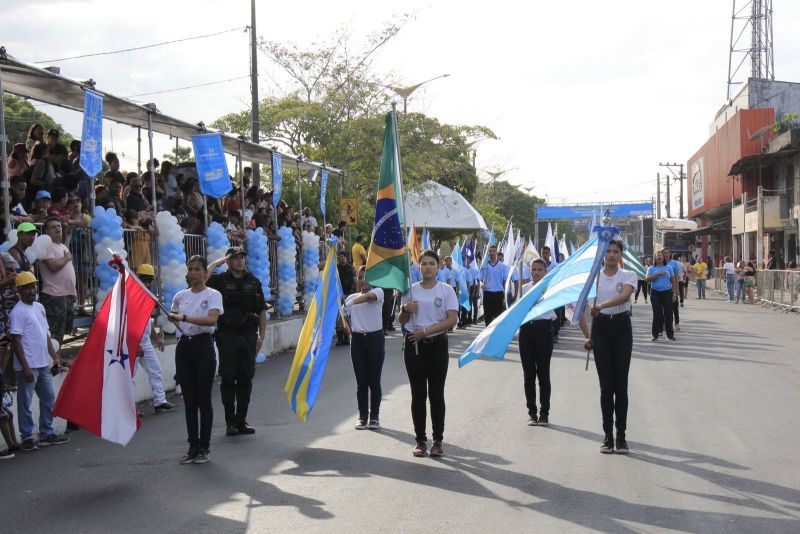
206, 221, 230, 273
155, 211, 187, 317
245, 227, 271, 306
301, 231, 320, 306
92, 206, 126, 304
276, 226, 297, 317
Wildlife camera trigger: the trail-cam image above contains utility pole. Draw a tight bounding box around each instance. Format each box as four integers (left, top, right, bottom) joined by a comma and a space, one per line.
659, 162, 686, 218
656, 173, 662, 219
250, 0, 260, 185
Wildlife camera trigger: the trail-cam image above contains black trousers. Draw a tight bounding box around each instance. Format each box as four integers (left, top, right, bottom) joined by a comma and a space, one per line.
350, 330, 385, 420
404, 334, 449, 442
483, 291, 505, 326
592, 314, 632, 439
470, 291, 479, 323
552, 306, 565, 337
672, 297, 680, 325
216, 330, 257, 426
635, 280, 649, 302
382, 288, 395, 330
650, 289, 674, 339
175, 333, 216, 449
519, 320, 553, 417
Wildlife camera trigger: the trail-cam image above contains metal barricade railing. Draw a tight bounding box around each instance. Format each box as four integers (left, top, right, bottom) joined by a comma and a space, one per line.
183, 233, 207, 260
122, 228, 157, 271
755, 270, 800, 312
67, 225, 98, 314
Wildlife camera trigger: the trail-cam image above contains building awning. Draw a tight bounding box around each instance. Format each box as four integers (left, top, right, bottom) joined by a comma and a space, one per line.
0, 50, 341, 175
728, 149, 798, 176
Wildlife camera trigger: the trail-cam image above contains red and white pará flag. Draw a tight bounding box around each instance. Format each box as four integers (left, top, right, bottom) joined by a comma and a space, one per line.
53, 258, 156, 445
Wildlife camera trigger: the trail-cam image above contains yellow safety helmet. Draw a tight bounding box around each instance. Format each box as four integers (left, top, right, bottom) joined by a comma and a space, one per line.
136, 264, 155, 277
15, 271, 38, 287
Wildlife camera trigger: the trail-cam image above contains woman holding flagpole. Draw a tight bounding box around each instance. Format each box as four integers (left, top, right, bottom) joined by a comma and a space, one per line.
399, 250, 458, 458
579, 240, 637, 455
169, 255, 223, 465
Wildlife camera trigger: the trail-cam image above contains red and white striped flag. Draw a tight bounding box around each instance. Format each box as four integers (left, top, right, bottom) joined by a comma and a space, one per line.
53, 259, 156, 446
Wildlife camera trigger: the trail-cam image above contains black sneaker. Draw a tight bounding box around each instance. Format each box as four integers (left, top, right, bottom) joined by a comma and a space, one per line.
193, 448, 210, 464
0, 449, 15, 460
527, 415, 538, 426
429, 440, 444, 457
615, 437, 629, 454
538, 415, 549, 426
412, 441, 427, 457
39, 434, 69, 446
22, 439, 38, 452
367, 419, 380, 430
179, 447, 198, 464
600, 436, 614, 454
154, 402, 176, 413
237, 422, 256, 435
226, 425, 240, 436
355, 419, 368, 430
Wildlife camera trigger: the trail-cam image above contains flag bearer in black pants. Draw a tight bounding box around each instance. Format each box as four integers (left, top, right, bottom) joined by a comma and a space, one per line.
579, 240, 637, 455
519, 259, 556, 426
169, 256, 223, 465
206, 247, 267, 437
399, 250, 458, 458
343, 267, 386, 430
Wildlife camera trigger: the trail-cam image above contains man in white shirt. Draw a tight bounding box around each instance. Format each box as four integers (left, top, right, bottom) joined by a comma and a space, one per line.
38, 217, 77, 350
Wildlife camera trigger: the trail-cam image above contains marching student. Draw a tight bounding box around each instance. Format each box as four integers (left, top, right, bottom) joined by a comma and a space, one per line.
134, 264, 175, 413
519, 259, 556, 426
343, 267, 385, 430
646, 251, 676, 342
399, 250, 458, 458
579, 240, 637, 455
168, 256, 223, 465
478, 245, 510, 326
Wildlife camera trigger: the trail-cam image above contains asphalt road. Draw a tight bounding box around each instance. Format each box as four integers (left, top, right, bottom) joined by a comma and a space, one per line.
3, 293, 800, 533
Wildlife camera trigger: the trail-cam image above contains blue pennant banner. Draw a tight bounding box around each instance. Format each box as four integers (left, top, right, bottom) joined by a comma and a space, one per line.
320, 169, 328, 215
191, 133, 232, 199
272, 152, 283, 208
79, 90, 103, 177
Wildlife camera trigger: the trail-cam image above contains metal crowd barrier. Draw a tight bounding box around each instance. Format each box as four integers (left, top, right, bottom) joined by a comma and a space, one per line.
707, 269, 799, 313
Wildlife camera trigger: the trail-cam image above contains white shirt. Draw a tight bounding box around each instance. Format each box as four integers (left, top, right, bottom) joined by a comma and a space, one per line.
722, 262, 736, 276
401, 281, 459, 333
302, 215, 318, 229
170, 287, 224, 337
595, 269, 637, 315
344, 288, 384, 333
9, 301, 51, 370
521, 281, 557, 321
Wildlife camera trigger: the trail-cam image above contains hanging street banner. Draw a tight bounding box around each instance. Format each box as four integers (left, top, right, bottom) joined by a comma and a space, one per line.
340, 197, 358, 225
191, 133, 232, 199
320, 169, 329, 215
272, 152, 283, 208
79, 90, 103, 177
537, 202, 653, 220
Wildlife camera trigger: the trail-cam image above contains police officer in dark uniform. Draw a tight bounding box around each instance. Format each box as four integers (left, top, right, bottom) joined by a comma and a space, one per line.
206, 247, 267, 436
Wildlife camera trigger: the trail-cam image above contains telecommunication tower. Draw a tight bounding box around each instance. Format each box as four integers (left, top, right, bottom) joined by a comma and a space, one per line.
726, 0, 774, 100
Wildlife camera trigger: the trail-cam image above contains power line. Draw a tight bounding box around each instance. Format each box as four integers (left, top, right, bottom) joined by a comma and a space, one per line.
125, 75, 250, 98
34, 26, 248, 64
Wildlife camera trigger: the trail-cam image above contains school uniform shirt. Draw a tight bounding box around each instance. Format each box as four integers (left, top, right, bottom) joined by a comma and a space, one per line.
468, 263, 480, 287
595, 269, 637, 315
8, 301, 50, 371
170, 287, 224, 338
410, 262, 422, 283
401, 281, 459, 334
521, 281, 556, 321
666, 259, 683, 281
479, 260, 510, 292
545, 260, 556, 273
345, 289, 384, 333
647, 265, 674, 292
437, 267, 458, 288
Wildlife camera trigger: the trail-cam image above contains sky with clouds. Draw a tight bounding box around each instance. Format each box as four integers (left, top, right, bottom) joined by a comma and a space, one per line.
3, 0, 800, 211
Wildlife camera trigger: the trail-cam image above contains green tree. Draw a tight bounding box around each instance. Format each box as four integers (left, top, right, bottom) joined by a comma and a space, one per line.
163, 145, 193, 164
473, 180, 546, 241
2, 94, 74, 151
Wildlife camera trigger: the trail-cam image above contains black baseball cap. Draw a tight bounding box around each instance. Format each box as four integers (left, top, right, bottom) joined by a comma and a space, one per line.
226, 246, 246, 257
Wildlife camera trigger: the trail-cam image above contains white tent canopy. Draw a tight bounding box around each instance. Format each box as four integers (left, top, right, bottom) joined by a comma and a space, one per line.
404, 180, 487, 230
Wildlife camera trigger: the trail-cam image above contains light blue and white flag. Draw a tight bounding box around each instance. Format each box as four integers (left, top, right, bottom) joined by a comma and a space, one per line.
458, 226, 618, 368
79, 90, 103, 177
272, 152, 283, 208
320, 169, 328, 215
191, 133, 232, 199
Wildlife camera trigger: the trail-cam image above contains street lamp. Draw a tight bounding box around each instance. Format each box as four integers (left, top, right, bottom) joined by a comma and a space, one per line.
389, 73, 450, 112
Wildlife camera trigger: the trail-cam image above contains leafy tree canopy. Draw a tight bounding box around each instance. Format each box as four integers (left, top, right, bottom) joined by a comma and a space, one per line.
2, 94, 74, 151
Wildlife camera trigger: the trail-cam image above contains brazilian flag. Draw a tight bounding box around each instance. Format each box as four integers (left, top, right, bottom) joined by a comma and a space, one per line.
365, 111, 411, 293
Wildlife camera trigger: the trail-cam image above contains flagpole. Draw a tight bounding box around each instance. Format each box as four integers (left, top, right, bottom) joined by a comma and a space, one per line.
390, 103, 418, 355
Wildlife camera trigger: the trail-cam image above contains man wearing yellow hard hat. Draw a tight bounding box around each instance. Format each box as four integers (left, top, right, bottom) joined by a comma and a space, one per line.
134, 264, 175, 414
9, 271, 70, 451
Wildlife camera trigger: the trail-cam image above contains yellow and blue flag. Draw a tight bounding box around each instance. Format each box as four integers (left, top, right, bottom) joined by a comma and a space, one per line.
365, 111, 410, 293
285, 244, 342, 421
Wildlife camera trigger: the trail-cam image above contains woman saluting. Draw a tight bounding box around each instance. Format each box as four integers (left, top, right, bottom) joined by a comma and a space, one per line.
398, 250, 458, 458
580, 240, 637, 455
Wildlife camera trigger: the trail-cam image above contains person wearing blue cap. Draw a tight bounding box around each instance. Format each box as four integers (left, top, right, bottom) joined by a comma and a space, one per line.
32, 191, 52, 223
